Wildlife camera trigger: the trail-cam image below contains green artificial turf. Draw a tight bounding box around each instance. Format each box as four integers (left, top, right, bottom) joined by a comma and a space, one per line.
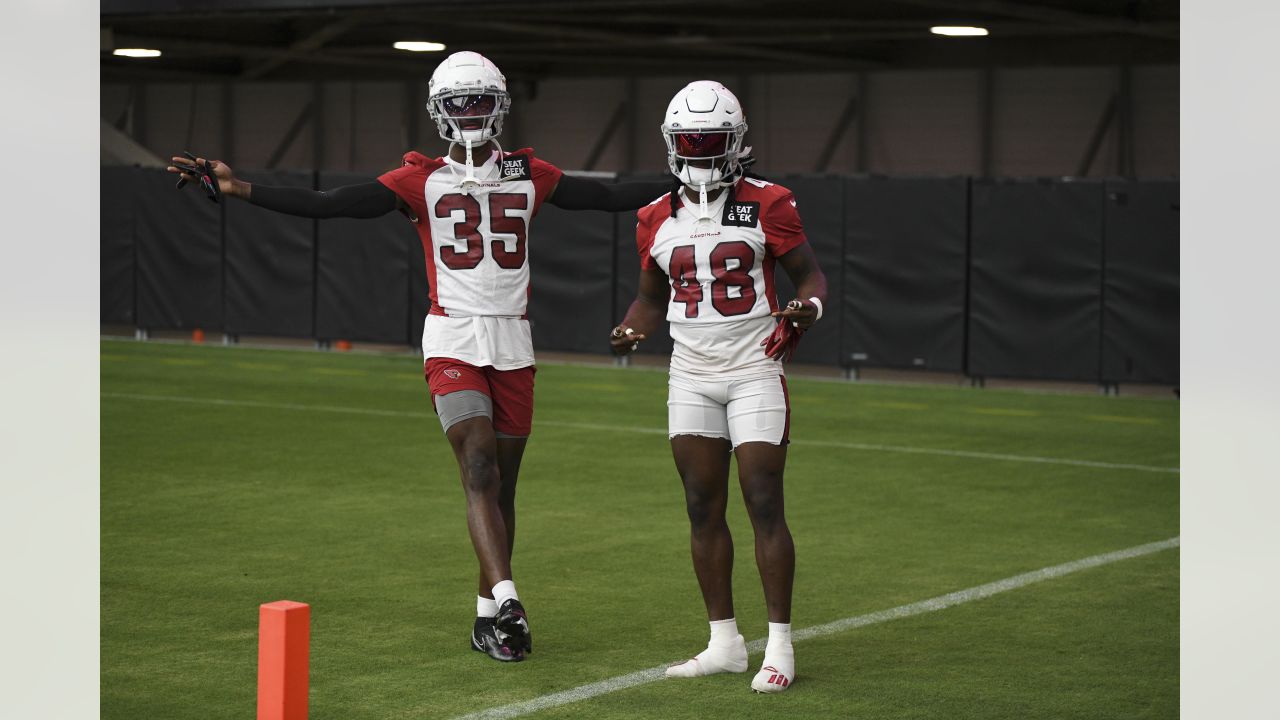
100, 340, 1178, 719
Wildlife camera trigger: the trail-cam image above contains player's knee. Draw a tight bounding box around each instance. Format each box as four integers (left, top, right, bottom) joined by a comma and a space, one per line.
460, 451, 500, 496
742, 478, 785, 528
747, 498, 783, 529
683, 492, 724, 530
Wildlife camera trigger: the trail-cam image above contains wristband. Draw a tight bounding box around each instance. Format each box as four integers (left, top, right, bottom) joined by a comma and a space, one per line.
808, 297, 824, 321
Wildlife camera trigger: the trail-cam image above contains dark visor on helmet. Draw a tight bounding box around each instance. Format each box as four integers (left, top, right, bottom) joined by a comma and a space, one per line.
673, 131, 730, 158
443, 94, 498, 117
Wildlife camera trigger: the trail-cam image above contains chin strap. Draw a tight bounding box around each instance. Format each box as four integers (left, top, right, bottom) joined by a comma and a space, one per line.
458, 139, 480, 194
448, 137, 519, 193
697, 182, 713, 223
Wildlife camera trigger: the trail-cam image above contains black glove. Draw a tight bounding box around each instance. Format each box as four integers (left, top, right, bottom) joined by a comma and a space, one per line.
172, 151, 222, 204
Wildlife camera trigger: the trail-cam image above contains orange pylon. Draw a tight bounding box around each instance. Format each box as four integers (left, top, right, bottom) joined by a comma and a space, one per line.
257, 601, 309, 720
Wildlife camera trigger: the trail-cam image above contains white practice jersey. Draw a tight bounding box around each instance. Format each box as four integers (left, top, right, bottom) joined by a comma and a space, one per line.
636, 177, 808, 380
379, 148, 562, 370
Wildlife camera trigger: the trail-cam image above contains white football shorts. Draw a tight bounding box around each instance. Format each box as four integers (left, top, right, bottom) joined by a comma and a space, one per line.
667, 372, 791, 448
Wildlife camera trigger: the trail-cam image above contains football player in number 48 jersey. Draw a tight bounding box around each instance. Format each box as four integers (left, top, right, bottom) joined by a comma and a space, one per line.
168, 51, 674, 663
610, 81, 828, 694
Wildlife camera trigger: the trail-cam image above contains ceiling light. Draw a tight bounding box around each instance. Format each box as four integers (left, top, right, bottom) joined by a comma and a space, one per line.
931, 26, 989, 37
113, 48, 162, 58
394, 41, 447, 52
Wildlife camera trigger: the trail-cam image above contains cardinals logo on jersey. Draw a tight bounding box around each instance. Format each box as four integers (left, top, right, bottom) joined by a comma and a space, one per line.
722, 201, 760, 228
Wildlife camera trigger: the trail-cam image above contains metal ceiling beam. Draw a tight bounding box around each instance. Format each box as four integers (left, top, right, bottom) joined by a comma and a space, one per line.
103, 0, 725, 22
445, 19, 885, 69
340, 20, 1157, 60
881, 0, 1177, 39
241, 15, 365, 79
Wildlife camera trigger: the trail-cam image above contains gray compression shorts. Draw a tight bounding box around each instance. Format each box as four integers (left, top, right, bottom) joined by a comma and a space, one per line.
434, 390, 492, 433
432, 390, 529, 439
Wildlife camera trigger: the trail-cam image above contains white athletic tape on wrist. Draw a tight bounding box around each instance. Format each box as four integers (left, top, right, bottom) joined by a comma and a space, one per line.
808, 297, 824, 321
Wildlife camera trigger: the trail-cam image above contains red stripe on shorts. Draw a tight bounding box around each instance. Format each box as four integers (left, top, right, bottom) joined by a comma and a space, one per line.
779, 374, 791, 444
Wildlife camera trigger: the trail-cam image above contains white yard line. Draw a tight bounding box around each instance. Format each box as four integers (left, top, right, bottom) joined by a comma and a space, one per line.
449, 537, 1179, 720
101, 392, 1179, 474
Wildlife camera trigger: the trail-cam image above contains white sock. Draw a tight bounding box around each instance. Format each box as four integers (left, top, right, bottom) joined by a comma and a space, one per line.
477, 595, 498, 618
765, 622, 793, 653
665, 618, 749, 678
751, 622, 796, 693
709, 618, 739, 645
492, 580, 519, 608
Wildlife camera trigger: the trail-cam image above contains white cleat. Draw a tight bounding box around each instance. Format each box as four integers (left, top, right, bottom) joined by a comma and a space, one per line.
665, 635, 749, 678
751, 647, 795, 693
750, 664, 794, 693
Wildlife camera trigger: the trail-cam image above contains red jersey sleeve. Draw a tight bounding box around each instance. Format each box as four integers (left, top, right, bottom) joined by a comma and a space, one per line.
762, 191, 807, 257
522, 151, 563, 215
377, 151, 435, 219
635, 196, 669, 271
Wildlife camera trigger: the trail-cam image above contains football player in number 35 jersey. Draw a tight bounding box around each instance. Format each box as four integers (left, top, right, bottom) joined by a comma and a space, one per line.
611, 81, 828, 694
168, 51, 673, 663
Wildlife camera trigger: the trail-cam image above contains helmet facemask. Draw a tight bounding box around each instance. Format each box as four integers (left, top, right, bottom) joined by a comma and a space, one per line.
663, 126, 747, 190
663, 125, 747, 223
428, 90, 511, 145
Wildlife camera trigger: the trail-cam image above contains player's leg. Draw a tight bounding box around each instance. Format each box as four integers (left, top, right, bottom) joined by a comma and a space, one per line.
444, 414, 525, 662
474, 435, 525, 599
444, 418, 511, 590
735, 439, 795, 692
674, 434, 736, 621
463, 433, 529, 661
733, 442, 793, 623
727, 374, 796, 692
483, 365, 536, 653
427, 358, 524, 662
495, 437, 526, 557
665, 375, 748, 679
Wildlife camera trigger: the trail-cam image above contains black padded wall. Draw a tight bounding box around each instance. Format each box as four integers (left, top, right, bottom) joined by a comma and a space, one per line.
101, 167, 137, 325
769, 175, 845, 366
135, 169, 224, 330
407, 217, 430, 351
968, 178, 1106, 381
527, 185, 618, 355
613, 173, 676, 357
841, 176, 969, 371
223, 170, 316, 337
315, 172, 417, 344
609, 172, 680, 356
1101, 180, 1179, 384
104, 167, 1178, 387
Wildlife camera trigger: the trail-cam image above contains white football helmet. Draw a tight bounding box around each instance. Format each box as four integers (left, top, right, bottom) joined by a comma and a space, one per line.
662, 81, 748, 189
427, 51, 511, 144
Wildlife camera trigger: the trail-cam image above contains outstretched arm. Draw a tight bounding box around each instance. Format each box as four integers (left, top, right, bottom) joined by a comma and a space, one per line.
167, 154, 399, 219
547, 174, 671, 212
610, 267, 669, 355
245, 182, 398, 219
772, 243, 828, 330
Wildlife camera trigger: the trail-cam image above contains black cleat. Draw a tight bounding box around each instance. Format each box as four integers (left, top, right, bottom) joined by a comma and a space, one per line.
471, 617, 524, 663
494, 598, 532, 654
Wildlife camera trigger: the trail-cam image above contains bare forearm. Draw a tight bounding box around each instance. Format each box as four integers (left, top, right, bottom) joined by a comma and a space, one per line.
793, 272, 828, 308
621, 296, 665, 338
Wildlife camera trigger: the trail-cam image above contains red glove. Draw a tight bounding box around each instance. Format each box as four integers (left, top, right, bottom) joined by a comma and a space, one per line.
761, 318, 805, 362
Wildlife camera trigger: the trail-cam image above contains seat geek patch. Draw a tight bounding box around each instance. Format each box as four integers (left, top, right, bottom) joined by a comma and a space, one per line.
501, 155, 531, 181
722, 200, 760, 228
